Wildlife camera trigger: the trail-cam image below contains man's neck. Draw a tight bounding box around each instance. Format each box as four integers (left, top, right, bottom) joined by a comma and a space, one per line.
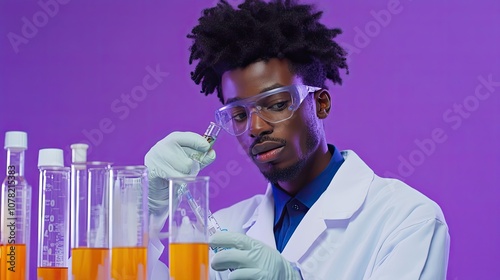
277, 141, 331, 196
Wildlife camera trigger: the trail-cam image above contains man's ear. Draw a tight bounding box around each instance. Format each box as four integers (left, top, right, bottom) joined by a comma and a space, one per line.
315, 90, 331, 119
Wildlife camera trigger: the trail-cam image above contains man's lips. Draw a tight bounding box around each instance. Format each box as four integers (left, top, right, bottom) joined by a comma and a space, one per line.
251, 141, 285, 163
254, 146, 285, 163
251, 141, 285, 156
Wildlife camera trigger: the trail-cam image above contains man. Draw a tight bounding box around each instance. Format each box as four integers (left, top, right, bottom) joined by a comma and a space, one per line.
145, 0, 450, 279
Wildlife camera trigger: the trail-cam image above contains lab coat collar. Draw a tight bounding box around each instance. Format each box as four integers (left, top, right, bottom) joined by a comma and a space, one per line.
243, 185, 277, 250
242, 150, 374, 262
312, 150, 374, 220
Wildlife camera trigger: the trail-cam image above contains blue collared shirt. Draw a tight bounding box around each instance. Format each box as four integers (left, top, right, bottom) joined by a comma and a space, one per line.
272, 144, 344, 252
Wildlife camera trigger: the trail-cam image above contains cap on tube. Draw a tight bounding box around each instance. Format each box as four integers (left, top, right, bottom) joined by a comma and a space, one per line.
70, 143, 89, 163
4, 131, 28, 150
204, 122, 222, 138
38, 148, 64, 167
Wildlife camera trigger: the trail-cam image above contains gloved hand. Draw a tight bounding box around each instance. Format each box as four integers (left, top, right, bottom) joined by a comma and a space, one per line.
145, 131, 216, 232
210, 231, 303, 280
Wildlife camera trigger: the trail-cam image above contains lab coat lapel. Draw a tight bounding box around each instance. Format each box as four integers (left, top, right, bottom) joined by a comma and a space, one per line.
242, 185, 277, 250
281, 205, 326, 262
281, 150, 374, 262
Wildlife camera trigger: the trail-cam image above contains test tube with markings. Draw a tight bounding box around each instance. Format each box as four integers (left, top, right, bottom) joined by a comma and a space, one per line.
37, 148, 71, 279
1, 131, 31, 280
70, 143, 112, 280
190, 122, 221, 163
110, 166, 148, 280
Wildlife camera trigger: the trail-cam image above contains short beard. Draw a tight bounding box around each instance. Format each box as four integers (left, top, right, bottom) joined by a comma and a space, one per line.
261, 97, 322, 184
262, 156, 307, 184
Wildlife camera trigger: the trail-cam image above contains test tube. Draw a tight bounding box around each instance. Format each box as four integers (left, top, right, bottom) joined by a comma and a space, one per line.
70, 143, 113, 280
1, 131, 31, 280
190, 122, 221, 163
110, 166, 148, 280
37, 148, 71, 279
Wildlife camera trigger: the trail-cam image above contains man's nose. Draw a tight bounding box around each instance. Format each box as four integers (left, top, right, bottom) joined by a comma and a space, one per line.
248, 109, 273, 138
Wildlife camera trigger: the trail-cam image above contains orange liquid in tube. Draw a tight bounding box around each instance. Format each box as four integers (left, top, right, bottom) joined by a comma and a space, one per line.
2, 244, 27, 280
71, 247, 110, 279
1, 244, 3, 278
111, 247, 147, 280
37, 267, 68, 280
169, 243, 209, 280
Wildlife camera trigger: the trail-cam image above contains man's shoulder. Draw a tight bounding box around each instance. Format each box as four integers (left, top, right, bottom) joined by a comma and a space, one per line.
341, 149, 446, 224
368, 174, 447, 225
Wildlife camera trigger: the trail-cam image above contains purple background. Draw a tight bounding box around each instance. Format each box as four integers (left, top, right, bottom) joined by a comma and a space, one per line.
1, 0, 499, 279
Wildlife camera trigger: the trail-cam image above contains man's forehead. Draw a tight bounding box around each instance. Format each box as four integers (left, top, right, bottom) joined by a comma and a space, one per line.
224, 83, 287, 104
220, 58, 300, 103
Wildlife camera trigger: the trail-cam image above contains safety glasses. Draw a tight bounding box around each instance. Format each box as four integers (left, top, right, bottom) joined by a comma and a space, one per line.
215, 84, 321, 136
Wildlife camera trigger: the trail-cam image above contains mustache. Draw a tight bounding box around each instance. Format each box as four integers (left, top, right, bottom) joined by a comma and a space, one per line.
249, 136, 287, 154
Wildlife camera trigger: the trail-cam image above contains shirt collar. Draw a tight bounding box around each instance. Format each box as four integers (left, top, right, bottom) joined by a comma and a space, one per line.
272, 144, 344, 225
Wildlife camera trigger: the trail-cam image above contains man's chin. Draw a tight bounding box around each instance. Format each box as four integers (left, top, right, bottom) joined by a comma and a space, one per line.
259, 158, 305, 184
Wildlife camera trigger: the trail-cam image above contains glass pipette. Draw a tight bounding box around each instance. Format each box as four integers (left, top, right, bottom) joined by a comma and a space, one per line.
179, 185, 222, 233
177, 184, 226, 254
184, 122, 227, 251
157, 122, 223, 240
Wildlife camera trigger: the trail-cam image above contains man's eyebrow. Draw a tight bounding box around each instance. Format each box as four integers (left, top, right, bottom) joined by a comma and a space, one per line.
225, 83, 285, 105
260, 83, 284, 93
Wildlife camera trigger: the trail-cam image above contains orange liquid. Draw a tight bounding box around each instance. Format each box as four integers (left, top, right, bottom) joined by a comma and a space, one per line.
2, 244, 27, 280
111, 247, 147, 280
37, 267, 68, 280
0, 244, 3, 279
1, 244, 3, 279
169, 243, 209, 280
71, 247, 110, 280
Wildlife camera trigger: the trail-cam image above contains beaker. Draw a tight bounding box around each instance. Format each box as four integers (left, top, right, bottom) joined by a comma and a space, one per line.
71, 161, 112, 280
37, 148, 71, 279
168, 176, 209, 280
110, 166, 148, 280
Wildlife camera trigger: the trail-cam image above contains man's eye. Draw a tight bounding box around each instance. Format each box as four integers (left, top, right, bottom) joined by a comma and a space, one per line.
268, 101, 288, 111
232, 112, 247, 122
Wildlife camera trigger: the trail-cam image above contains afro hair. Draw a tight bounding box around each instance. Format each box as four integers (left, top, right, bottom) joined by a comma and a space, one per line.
188, 0, 349, 103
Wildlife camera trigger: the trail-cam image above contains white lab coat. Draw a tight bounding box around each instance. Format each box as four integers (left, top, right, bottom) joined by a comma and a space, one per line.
148, 150, 450, 279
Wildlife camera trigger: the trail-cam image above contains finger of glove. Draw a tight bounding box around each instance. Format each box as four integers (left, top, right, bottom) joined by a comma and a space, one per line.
148, 153, 198, 178
169, 131, 211, 152
209, 231, 254, 250
228, 268, 268, 280
145, 132, 206, 176
211, 248, 255, 271
200, 149, 216, 167
146, 146, 194, 176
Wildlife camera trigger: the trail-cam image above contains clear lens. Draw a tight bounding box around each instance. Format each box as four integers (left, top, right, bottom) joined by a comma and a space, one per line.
215, 85, 321, 136
218, 91, 294, 136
